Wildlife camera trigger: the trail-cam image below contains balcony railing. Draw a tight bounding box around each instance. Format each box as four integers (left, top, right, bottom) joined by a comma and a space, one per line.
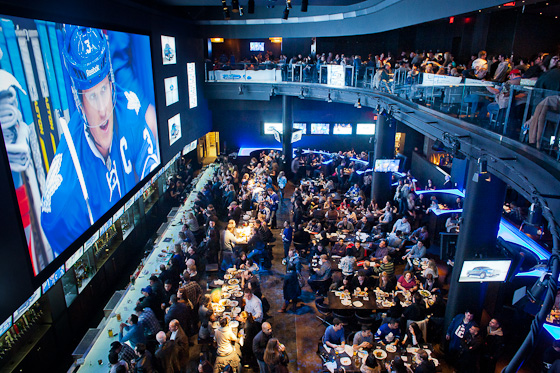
205, 63, 560, 162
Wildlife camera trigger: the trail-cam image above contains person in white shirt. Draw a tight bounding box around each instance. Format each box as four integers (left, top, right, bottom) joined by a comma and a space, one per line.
243, 288, 263, 323
391, 216, 411, 235
214, 318, 241, 371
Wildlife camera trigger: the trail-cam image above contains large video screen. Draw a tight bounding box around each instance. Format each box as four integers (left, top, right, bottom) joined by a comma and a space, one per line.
311, 123, 330, 135
356, 123, 375, 135
374, 159, 400, 173
0, 16, 160, 275
458, 260, 512, 282
333, 123, 352, 135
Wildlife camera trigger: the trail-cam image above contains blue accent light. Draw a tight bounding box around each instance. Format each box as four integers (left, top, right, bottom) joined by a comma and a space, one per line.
544, 324, 560, 340
499, 219, 550, 261
416, 189, 465, 198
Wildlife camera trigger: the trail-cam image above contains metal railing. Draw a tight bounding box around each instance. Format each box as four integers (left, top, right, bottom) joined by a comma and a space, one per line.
206, 63, 560, 162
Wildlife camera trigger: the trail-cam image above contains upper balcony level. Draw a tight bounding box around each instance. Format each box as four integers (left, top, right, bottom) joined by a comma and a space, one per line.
204, 62, 560, 227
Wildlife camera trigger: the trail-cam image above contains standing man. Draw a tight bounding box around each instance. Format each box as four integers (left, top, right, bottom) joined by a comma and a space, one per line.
446, 310, 477, 365
281, 221, 293, 265
266, 188, 279, 229
481, 318, 504, 373
253, 322, 273, 373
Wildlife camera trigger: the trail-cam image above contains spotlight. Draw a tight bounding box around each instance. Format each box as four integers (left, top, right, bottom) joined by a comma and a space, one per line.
232, 0, 239, 12
238, 85, 244, 95
286, 0, 292, 9
327, 92, 332, 103
248, 0, 255, 13
299, 87, 305, 99
239, 5, 244, 15
283, 6, 289, 19
301, 0, 308, 12
223, 7, 231, 19
354, 97, 362, 108
270, 86, 276, 96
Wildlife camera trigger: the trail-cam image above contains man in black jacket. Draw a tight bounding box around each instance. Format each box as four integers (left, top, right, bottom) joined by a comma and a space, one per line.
252, 322, 273, 373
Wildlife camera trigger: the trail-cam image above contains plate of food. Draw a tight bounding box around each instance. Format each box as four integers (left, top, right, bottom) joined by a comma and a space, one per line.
234, 291, 244, 298
357, 350, 368, 359
215, 305, 225, 313
406, 347, 419, 354
373, 349, 387, 360
341, 299, 352, 306
340, 357, 352, 366
334, 291, 342, 296
382, 301, 394, 308
227, 268, 236, 273
419, 290, 431, 297
219, 299, 229, 306
229, 279, 239, 285
224, 274, 233, 280
386, 345, 397, 353
353, 301, 363, 307
222, 293, 231, 299
229, 300, 238, 307
215, 280, 224, 286
229, 320, 239, 328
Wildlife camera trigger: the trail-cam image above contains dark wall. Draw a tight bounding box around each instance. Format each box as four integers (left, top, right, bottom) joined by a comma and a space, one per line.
0, 0, 212, 321
212, 98, 377, 153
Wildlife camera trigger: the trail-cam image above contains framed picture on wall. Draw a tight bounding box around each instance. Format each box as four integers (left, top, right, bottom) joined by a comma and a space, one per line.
164, 76, 179, 106
168, 114, 182, 145
161, 35, 176, 65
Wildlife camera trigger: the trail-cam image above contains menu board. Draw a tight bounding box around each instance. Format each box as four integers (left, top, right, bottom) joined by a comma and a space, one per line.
0, 316, 13, 337
65, 246, 84, 270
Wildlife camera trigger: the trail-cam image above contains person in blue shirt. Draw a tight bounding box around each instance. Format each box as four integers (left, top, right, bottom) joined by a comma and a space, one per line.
281, 221, 293, 264
266, 188, 280, 228
40, 26, 159, 255
375, 318, 401, 345
446, 310, 477, 358
323, 318, 345, 349
119, 314, 147, 348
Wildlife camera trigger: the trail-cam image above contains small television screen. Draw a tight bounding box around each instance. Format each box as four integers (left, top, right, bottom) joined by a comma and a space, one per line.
264, 122, 283, 135
250, 42, 265, 52
311, 123, 330, 135
374, 159, 400, 173
333, 123, 352, 135
293, 123, 307, 134
458, 260, 512, 282
356, 123, 375, 135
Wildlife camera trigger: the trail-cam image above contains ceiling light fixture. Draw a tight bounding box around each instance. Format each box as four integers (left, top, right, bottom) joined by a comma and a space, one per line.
239, 85, 244, 95
286, 0, 292, 9
327, 91, 332, 103
299, 87, 305, 99
232, 0, 239, 12
301, 0, 308, 12
248, 0, 255, 13
355, 97, 362, 108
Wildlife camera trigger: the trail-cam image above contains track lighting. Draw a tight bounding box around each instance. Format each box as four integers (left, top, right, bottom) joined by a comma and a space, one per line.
238, 85, 244, 95
283, 7, 289, 19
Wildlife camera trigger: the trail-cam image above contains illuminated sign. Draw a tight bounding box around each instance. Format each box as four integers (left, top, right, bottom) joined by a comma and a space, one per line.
13, 288, 41, 322
42, 265, 66, 293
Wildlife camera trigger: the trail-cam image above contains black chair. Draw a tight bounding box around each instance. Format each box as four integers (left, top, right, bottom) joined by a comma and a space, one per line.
310, 277, 333, 297
316, 297, 332, 320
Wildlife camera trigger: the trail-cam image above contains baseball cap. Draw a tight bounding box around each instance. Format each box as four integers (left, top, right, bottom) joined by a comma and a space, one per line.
510, 69, 521, 75
141, 286, 152, 294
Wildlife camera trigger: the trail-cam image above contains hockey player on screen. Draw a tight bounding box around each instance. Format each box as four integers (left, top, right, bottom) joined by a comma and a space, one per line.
40, 26, 159, 255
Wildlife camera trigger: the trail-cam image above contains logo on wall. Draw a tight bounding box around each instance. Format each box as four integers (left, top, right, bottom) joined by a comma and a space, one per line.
164, 76, 179, 106
161, 35, 177, 65
168, 114, 182, 145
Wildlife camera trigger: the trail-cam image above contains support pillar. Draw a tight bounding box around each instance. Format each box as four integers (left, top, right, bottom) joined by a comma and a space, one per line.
444, 163, 507, 329
371, 113, 396, 205
282, 95, 293, 178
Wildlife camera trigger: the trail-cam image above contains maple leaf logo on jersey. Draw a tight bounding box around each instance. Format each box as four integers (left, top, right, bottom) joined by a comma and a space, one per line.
42, 154, 63, 213
125, 91, 141, 115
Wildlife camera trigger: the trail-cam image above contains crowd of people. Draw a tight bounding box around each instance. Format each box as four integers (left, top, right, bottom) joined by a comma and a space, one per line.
105, 146, 552, 372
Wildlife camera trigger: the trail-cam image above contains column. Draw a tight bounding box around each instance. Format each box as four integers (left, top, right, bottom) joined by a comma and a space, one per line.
444, 163, 507, 328
282, 95, 293, 178
371, 112, 396, 205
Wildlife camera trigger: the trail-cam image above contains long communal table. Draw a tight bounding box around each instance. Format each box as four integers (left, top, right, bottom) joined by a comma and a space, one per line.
76, 164, 218, 372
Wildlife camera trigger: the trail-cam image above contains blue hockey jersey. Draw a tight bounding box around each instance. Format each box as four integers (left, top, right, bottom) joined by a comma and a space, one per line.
40, 85, 159, 256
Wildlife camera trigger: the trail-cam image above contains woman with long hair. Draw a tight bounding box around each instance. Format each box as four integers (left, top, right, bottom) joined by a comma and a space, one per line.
263, 338, 289, 373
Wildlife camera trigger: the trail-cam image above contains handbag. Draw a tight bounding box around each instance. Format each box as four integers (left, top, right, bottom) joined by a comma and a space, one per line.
297, 272, 306, 288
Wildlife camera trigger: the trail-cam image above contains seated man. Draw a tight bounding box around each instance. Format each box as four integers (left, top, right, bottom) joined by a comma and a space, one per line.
323, 318, 345, 349
403, 241, 427, 271
331, 238, 347, 257
214, 317, 241, 372
337, 217, 355, 234
375, 318, 401, 345
243, 288, 263, 323
119, 314, 147, 348
350, 270, 375, 292
391, 216, 411, 235
308, 254, 332, 294
346, 183, 361, 198
446, 214, 460, 233
370, 240, 389, 261
373, 255, 395, 277
352, 325, 374, 351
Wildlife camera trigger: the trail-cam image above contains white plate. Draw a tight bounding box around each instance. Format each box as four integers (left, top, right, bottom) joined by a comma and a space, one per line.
340, 357, 351, 366
353, 301, 363, 307
341, 300, 352, 306
230, 320, 239, 328
373, 349, 387, 359
229, 300, 239, 307
386, 345, 397, 353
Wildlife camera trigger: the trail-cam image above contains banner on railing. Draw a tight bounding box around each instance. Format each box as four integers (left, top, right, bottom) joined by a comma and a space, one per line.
209, 69, 282, 82
327, 65, 345, 86
421, 73, 462, 86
